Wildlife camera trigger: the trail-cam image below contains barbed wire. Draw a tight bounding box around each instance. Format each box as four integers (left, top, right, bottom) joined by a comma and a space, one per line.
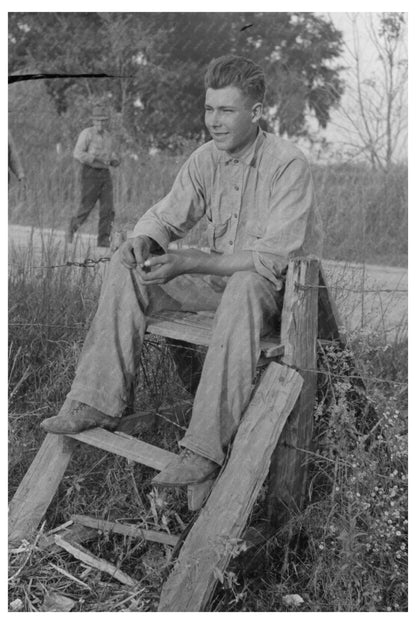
296, 281, 407, 294
9, 257, 111, 270
8, 259, 408, 294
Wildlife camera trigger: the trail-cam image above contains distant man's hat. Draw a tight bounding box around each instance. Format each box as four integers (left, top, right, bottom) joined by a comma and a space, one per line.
92, 104, 110, 120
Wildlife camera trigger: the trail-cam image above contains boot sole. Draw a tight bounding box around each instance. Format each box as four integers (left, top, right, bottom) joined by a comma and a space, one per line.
151, 468, 219, 488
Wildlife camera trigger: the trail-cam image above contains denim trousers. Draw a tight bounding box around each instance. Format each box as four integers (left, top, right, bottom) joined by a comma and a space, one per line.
67, 250, 283, 464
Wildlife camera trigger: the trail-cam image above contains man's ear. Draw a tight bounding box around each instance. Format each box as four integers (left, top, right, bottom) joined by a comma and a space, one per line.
251, 102, 263, 124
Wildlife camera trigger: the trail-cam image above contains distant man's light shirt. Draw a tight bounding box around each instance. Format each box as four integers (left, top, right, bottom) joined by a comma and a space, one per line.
73, 127, 117, 168
132, 130, 323, 287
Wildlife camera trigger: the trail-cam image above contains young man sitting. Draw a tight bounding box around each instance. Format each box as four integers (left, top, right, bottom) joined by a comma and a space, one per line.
41, 55, 323, 488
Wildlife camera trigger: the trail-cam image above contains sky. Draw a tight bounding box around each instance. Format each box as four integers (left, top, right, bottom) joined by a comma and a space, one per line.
298, 11, 409, 163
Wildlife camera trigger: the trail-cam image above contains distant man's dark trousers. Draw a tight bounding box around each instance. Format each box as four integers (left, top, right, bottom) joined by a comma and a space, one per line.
71, 165, 114, 246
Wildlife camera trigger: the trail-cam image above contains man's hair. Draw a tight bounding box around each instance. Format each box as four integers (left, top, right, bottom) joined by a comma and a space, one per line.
204, 55, 266, 104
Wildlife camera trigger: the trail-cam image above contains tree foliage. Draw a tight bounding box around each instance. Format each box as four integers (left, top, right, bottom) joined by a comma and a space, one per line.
9, 12, 344, 149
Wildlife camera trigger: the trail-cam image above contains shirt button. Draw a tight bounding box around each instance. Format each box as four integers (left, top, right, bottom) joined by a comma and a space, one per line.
233, 213, 238, 218
234, 185, 239, 191
233, 159, 239, 164
229, 241, 233, 246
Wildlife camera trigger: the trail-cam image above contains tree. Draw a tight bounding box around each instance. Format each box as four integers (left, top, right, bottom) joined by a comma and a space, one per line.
8, 12, 345, 150
326, 13, 407, 171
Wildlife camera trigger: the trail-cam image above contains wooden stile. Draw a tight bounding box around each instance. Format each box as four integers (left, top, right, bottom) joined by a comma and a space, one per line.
267, 257, 320, 526
9, 255, 344, 611
158, 362, 303, 612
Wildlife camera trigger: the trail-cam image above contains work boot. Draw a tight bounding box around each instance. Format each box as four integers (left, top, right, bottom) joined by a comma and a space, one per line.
152, 448, 220, 487
40, 399, 119, 434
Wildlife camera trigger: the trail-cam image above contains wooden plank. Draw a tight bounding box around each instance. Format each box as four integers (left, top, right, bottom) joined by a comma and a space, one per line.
67, 428, 176, 471
54, 536, 137, 587
146, 311, 284, 359
72, 514, 179, 547
9, 434, 76, 546
318, 265, 346, 345
268, 257, 319, 526
158, 362, 303, 611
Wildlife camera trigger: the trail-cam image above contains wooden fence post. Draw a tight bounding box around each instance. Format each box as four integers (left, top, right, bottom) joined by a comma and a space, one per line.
267, 257, 319, 526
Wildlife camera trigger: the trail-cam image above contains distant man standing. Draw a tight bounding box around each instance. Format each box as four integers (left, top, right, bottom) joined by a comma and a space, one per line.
69, 104, 120, 248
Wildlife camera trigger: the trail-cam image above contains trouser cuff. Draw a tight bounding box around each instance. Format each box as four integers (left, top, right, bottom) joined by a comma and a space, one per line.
67, 384, 123, 418
179, 437, 224, 466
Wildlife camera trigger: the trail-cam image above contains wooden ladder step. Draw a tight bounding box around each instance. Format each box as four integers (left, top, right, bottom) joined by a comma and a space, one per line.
67, 429, 176, 471
146, 311, 284, 359
158, 362, 303, 611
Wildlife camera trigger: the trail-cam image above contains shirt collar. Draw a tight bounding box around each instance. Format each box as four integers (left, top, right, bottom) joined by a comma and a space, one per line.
217, 129, 266, 167
91, 126, 109, 138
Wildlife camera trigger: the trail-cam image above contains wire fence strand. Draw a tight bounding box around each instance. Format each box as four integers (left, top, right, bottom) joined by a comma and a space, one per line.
8, 258, 408, 293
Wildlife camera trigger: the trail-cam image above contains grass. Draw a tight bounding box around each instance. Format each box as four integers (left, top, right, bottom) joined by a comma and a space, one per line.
8, 236, 408, 612
8, 79, 408, 611
8, 145, 408, 267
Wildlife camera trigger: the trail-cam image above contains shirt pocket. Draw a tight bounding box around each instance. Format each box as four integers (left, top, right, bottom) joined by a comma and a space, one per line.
246, 220, 267, 240
206, 218, 230, 250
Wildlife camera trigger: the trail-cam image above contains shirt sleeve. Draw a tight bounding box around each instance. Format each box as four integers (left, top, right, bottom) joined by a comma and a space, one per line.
130, 155, 206, 251
248, 157, 322, 287
73, 129, 95, 165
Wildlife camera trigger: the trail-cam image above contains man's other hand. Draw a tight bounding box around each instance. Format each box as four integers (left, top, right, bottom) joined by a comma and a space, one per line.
137, 253, 187, 285
119, 236, 152, 270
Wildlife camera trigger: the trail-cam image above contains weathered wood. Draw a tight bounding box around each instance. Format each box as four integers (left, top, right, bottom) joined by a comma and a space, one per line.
146, 310, 284, 358
158, 362, 303, 612
54, 536, 137, 587
38, 523, 97, 553
72, 514, 179, 547
8, 434, 76, 545
268, 257, 319, 526
67, 428, 176, 471
187, 479, 216, 511
318, 265, 345, 345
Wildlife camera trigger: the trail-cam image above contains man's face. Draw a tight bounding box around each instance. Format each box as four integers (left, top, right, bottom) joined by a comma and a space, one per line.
205, 86, 262, 156
92, 118, 108, 133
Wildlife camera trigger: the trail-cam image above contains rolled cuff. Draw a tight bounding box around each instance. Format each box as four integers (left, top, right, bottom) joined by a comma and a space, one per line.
130, 222, 170, 253
252, 251, 286, 290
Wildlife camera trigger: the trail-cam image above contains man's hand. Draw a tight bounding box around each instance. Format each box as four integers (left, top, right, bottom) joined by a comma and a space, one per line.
119, 236, 152, 270
137, 252, 188, 285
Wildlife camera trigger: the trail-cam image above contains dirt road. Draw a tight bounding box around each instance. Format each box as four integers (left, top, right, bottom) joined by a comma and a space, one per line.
8, 224, 407, 339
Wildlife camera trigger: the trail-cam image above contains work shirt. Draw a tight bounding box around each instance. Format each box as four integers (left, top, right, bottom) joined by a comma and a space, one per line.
132, 130, 323, 287
73, 127, 118, 169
